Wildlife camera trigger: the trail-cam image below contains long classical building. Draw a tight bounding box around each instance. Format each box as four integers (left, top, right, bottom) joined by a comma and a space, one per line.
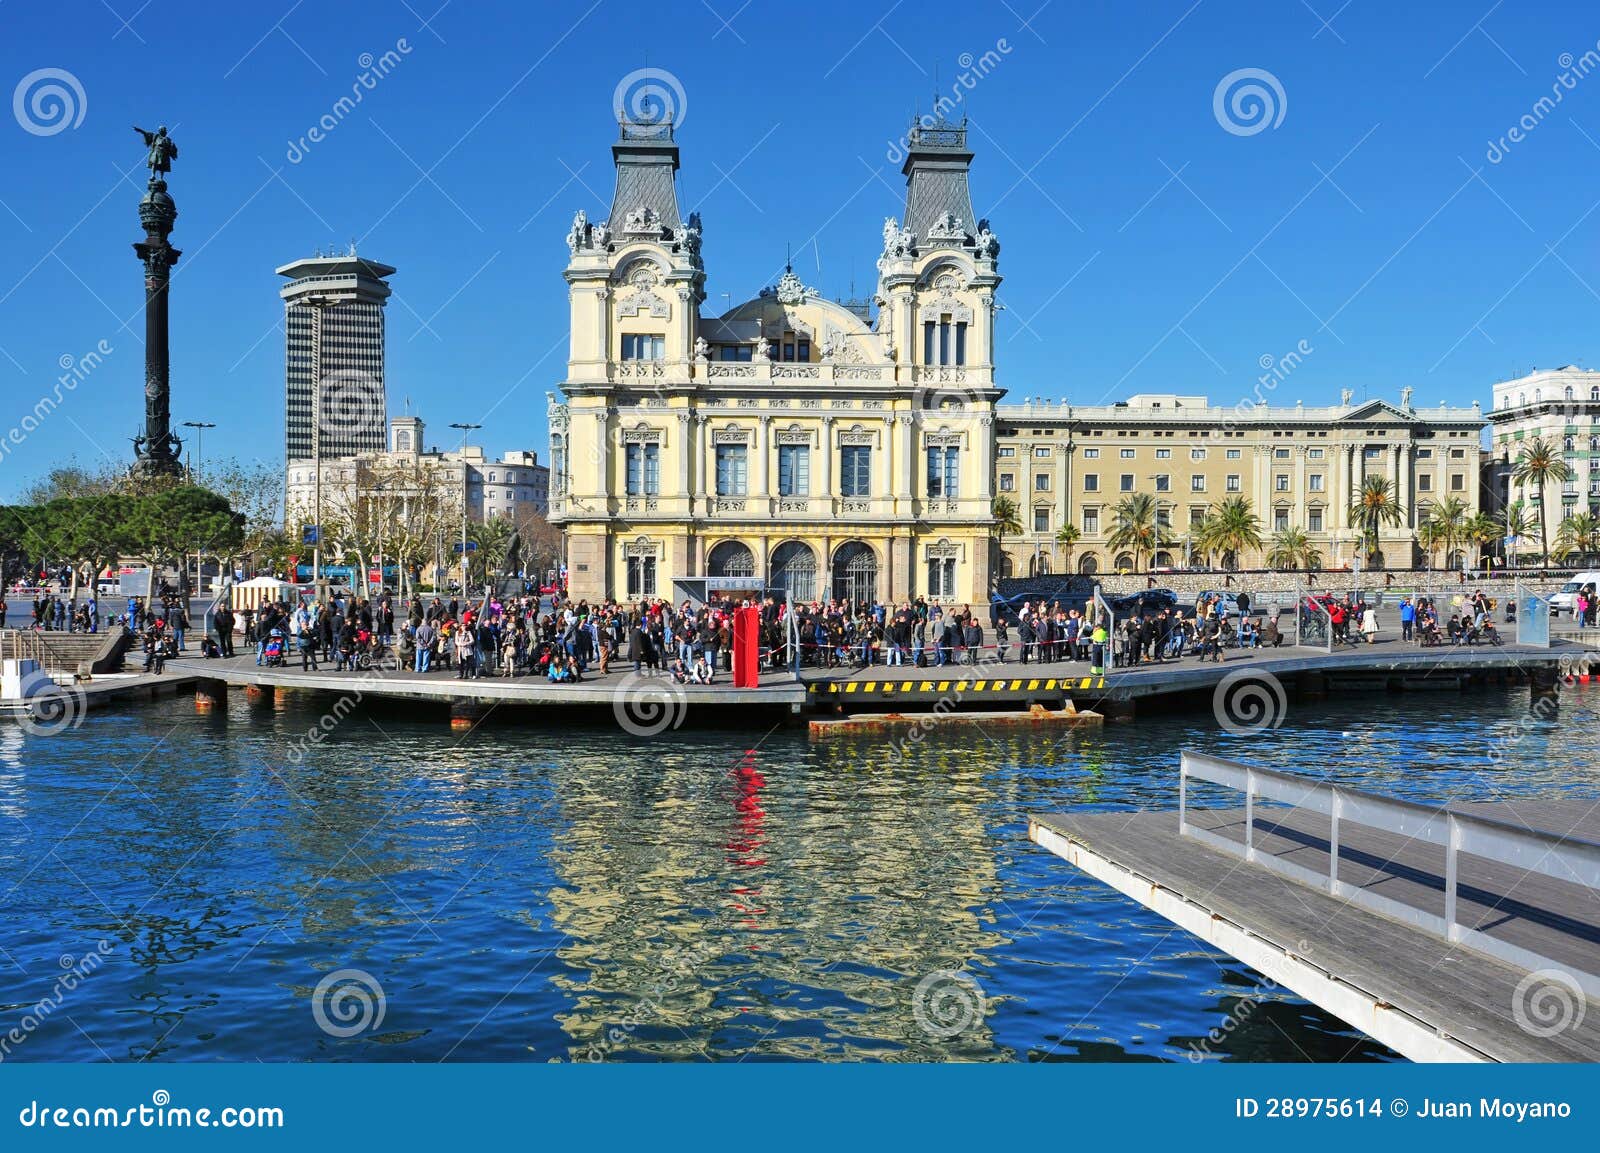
549, 114, 1002, 605
548, 111, 1491, 603
994, 392, 1487, 576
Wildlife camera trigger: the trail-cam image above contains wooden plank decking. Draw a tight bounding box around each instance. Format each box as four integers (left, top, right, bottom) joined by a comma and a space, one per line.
1030, 797, 1600, 1062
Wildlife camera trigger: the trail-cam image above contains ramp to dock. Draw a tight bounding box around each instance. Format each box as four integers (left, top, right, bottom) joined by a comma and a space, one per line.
1029, 754, 1600, 1063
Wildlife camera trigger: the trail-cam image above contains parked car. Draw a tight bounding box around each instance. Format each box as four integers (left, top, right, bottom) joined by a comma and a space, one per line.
1550, 572, 1600, 617
1110, 588, 1179, 616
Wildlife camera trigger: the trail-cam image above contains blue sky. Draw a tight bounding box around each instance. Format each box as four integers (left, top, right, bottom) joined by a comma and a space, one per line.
2, 0, 1599, 499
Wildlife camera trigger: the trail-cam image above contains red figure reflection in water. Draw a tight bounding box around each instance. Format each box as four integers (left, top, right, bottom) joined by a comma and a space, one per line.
726, 749, 767, 932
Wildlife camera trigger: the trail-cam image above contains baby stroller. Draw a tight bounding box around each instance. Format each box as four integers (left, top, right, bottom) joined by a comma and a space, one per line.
353, 627, 388, 671
263, 629, 286, 668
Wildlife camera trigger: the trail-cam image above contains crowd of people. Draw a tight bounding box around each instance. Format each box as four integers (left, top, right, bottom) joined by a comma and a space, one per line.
209, 589, 1311, 684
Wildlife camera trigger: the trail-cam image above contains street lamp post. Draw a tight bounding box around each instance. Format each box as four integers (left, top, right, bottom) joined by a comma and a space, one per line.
180, 421, 216, 484
449, 422, 481, 593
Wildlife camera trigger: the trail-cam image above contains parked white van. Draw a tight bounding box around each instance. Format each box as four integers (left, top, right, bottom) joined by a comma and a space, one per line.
1550, 572, 1600, 616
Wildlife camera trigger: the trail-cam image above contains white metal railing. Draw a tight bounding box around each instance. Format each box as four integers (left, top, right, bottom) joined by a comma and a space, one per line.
1178, 750, 1600, 998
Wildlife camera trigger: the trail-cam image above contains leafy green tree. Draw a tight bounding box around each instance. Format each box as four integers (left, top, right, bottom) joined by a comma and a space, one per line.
1511, 437, 1572, 566
1266, 525, 1321, 570
1347, 475, 1405, 566
1196, 496, 1262, 570
1054, 523, 1081, 571
1107, 492, 1163, 573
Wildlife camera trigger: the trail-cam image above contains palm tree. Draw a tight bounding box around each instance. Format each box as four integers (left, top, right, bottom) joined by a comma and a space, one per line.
1555, 511, 1600, 563
1348, 475, 1405, 567
1512, 437, 1573, 566
1499, 499, 1536, 543
1430, 496, 1469, 565
1265, 525, 1321, 570
1462, 511, 1499, 572
1417, 519, 1446, 570
991, 495, 1022, 577
1196, 496, 1262, 570
1054, 523, 1081, 571
1107, 492, 1162, 573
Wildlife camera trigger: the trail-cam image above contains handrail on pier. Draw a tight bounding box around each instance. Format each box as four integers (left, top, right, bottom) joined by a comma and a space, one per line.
1178, 750, 1600, 998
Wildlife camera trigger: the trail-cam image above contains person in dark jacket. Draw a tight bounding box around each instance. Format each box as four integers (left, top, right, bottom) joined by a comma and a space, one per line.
962, 615, 983, 665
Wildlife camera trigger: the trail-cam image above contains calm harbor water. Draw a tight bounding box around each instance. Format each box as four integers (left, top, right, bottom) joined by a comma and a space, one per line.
1, 683, 1595, 1062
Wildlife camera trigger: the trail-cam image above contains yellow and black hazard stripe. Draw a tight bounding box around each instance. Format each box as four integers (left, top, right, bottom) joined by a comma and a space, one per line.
806, 676, 1106, 695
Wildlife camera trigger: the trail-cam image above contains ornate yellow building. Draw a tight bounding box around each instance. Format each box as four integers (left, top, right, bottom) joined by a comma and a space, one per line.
549, 115, 1002, 605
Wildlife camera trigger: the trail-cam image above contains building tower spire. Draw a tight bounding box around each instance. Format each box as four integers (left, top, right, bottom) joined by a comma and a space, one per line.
900, 112, 975, 245
608, 111, 682, 230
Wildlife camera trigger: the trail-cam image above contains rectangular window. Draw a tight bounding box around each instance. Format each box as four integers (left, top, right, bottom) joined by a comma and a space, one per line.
1451, 472, 1464, 491
1274, 448, 1291, 459
1033, 507, 1050, 533
778, 443, 810, 496
923, 322, 935, 365
1035, 474, 1051, 491
1189, 505, 1206, 528
1191, 475, 1206, 492
1034, 446, 1051, 458
1083, 473, 1099, 492
1082, 448, 1099, 459
1226, 448, 1241, 460
715, 444, 748, 496
1308, 508, 1324, 532
939, 320, 950, 365
998, 446, 1015, 458
1275, 474, 1290, 492
1418, 474, 1432, 491
1120, 448, 1136, 459
1119, 473, 1134, 492
797, 339, 810, 362
926, 446, 959, 497
955, 323, 967, 366
719, 344, 753, 361
1226, 474, 1241, 492
1083, 508, 1100, 534
1155, 448, 1171, 459
1154, 474, 1170, 493
626, 554, 656, 598
1191, 448, 1207, 461
998, 472, 1015, 492
621, 334, 665, 361
1308, 473, 1324, 492
928, 557, 956, 599
625, 442, 660, 496
840, 445, 871, 497
1274, 508, 1289, 531
1309, 448, 1324, 459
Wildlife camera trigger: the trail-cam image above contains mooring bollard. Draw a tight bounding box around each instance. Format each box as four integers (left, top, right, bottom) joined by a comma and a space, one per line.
194, 678, 227, 714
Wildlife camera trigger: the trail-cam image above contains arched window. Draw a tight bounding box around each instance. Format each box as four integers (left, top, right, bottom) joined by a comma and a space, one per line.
769, 541, 817, 603
1535, 388, 1542, 403
707, 540, 755, 578
1153, 551, 1174, 568
996, 553, 1015, 579
1114, 552, 1134, 571
396, 430, 412, 451
1078, 553, 1099, 575
1518, 392, 1526, 406
831, 541, 878, 604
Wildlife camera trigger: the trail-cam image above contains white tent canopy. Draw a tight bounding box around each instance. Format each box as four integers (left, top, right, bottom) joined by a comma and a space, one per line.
229, 576, 297, 613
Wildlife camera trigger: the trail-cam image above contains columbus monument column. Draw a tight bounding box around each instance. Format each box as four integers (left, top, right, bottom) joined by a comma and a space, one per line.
130, 124, 184, 478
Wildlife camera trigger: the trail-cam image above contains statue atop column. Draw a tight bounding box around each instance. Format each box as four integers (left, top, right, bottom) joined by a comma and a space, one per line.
129, 124, 184, 478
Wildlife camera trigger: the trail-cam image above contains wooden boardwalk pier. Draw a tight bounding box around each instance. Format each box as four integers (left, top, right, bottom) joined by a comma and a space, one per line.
1030, 752, 1600, 1062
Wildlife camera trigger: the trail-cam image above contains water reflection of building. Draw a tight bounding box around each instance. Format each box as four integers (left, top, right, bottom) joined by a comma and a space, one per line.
545, 732, 1024, 1060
